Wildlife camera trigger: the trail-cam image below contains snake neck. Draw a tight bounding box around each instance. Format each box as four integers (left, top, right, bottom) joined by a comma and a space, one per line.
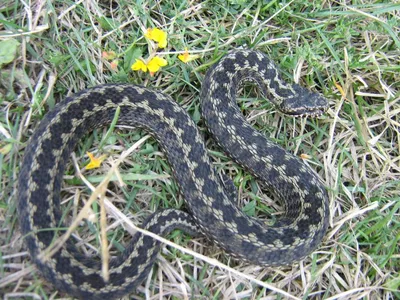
202, 50, 328, 116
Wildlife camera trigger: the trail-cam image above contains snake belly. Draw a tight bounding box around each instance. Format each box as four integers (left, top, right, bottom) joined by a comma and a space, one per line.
17, 50, 329, 299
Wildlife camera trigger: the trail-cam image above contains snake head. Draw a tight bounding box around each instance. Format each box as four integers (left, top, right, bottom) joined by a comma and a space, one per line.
278, 84, 328, 117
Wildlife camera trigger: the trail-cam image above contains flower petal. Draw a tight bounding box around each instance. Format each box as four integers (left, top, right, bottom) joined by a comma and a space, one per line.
145, 28, 167, 48
146, 56, 168, 73
153, 56, 168, 66
178, 48, 199, 63
86, 152, 106, 169
131, 59, 147, 72
158, 37, 167, 49
144, 28, 153, 39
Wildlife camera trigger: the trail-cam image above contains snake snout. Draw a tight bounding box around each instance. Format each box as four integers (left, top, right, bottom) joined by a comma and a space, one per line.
280, 85, 328, 117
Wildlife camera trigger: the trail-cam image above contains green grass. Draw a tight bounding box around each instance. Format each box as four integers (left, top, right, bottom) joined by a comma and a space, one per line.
1, 0, 399, 299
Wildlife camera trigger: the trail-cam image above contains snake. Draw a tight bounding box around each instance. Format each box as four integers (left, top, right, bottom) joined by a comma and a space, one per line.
17, 49, 329, 299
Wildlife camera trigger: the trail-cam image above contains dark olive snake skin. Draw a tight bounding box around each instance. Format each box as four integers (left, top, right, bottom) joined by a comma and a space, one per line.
17, 50, 329, 299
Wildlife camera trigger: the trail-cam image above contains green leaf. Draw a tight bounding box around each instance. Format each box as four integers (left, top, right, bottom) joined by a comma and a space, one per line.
0, 143, 13, 155
97, 16, 120, 31
384, 275, 400, 292
243, 200, 256, 216
124, 47, 142, 70
0, 38, 20, 67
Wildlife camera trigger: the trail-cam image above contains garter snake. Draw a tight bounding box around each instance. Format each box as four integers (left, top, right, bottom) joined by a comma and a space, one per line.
17, 50, 329, 299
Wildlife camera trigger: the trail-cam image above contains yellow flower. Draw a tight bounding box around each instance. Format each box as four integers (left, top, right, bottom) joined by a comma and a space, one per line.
147, 56, 168, 73
131, 56, 167, 75
178, 48, 199, 63
145, 28, 167, 48
131, 59, 147, 72
86, 152, 106, 170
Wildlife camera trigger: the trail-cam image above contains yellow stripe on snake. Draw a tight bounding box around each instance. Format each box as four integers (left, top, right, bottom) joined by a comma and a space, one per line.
17, 50, 329, 299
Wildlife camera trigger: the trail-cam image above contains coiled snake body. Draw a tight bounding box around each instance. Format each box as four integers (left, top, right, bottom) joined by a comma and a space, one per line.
17, 50, 329, 299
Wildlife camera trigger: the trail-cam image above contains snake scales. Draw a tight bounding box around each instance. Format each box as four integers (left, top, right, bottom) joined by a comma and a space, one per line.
17, 50, 329, 299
